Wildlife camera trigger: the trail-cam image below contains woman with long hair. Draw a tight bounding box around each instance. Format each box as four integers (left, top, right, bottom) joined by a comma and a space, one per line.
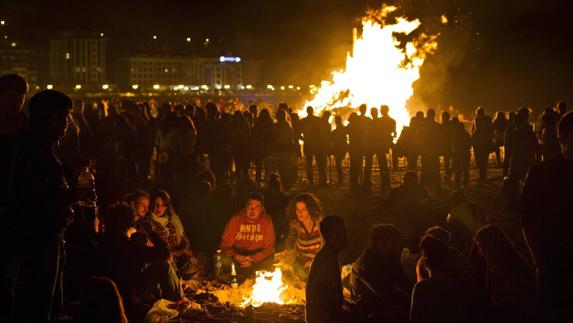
285, 193, 324, 275
149, 189, 195, 279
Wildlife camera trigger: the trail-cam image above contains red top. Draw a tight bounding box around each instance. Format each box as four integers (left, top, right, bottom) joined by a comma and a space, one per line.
219, 209, 276, 264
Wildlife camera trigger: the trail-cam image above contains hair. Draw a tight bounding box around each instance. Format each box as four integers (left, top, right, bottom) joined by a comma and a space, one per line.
306, 106, 314, 115
287, 192, 324, 222
380, 105, 390, 115
275, 108, 290, 125
473, 225, 527, 265
320, 216, 345, 242
76, 277, 128, 323
103, 203, 135, 233
267, 173, 283, 192
245, 191, 264, 205
426, 108, 436, 119
516, 107, 530, 123
558, 112, 573, 143
0, 74, 28, 97
257, 108, 273, 125
359, 104, 367, 114
423, 226, 451, 244
420, 235, 449, 271
123, 189, 150, 205
370, 223, 400, 244
28, 90, 72, 125
150, 189, 176, 218
334, 115, 343, 126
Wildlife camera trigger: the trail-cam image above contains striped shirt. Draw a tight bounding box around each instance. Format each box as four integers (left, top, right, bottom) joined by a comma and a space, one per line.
288, 220, 322, 263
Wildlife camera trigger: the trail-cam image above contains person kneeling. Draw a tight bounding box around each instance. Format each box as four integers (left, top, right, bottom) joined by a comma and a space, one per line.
219, 192, 276, 280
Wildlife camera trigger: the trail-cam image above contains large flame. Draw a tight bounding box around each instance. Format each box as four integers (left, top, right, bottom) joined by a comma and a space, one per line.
302, 5, 438, 134
241, 268, 287, 307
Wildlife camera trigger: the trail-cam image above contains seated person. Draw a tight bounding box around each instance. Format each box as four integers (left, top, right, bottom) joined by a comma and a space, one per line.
409, 236, 478, 323
415, 226, 475, 285
350, 224, 412, 322
285, 193, 323, 276
219, 192, 276, 279
123, 189, 152, 244
96, 203, 184, 316
447, 190, 487, 253
306, 216, 350, 323
148, 189, 197, 279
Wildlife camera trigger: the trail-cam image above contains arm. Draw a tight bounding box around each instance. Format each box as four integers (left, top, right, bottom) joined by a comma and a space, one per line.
135, 229, 170, 264
250, 219, 276, 263
219, 216, 238, 258
285, 220, 298, 250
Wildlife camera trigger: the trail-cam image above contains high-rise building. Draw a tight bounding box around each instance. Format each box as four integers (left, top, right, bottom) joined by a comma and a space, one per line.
117, 55, 207, 87
49, 32, 107, 85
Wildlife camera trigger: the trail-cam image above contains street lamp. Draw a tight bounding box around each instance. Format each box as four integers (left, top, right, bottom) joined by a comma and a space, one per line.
153, 84, 160, 90
153, 35, 157, 40
75, 84, 82, 90
102, 84, 109, 90
186, 37, 191, 42
132, 84, 139, 90
46, 84, 53, 90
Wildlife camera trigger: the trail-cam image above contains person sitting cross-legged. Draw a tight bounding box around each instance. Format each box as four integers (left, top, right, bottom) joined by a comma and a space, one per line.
219, 192, 276, 280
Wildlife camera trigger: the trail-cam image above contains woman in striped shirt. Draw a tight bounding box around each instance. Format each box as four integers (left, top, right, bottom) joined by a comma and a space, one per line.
286, 193, 324, 275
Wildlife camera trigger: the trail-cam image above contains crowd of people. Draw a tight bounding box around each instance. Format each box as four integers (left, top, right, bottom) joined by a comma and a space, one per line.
1, 71, 572, 323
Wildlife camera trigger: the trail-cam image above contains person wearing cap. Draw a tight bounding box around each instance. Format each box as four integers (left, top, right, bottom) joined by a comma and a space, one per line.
219, 192, 276, 277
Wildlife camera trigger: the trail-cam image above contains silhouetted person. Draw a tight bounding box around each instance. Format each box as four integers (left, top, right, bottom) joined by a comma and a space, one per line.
396, 117, 418, 170
230, 111, 251, 182
252, 108, 275, 183
264, 174, 289, 250
520, 112, 573, 321
504, 108, 539, 211
13, 90, 79, 322
492, 111, 509, 166
366, 106, 395, 191
331, 115, 348, 185
540, 107, 560, 160
472, 225, 537, 322
472, 107, 494, 185
300, 106, 326, 186
0, 74, 28, 322
306, 216, 349, 323
440, 111, 453, 183
450, 118, 471, 188
447, 190, 486, 253
416, 109, 441, 191
350, 224, 411, 322
348, 111, 366, 188
204, 103, 232, 184
274, 108, 296, 188
74, 277, 128, 323
409, 236, 478, 323
556, 100, 567, 118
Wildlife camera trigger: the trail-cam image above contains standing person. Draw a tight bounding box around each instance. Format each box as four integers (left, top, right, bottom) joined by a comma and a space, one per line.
472, 225, 537, 322
440, 111, 453, 184
492, 111, 509, 167
504, 108, 539, 212
520, 112, 573, 321
450, 118, 471, 188
306, 216, 349, 323
331, 115, 348, 185
379, 105, 397, 181
416, 109, 441, 191
366, 107, 393, 191
347, 112, 364, 189
540, 107, 561, 161
251, 109, 275, 183
286, 193, 324, 276
204, 103, 231, 185
219, 192, 276, 278
0, 74, 28, 322
263, 174, 289, 249
472, 107, 494, 185
357, 105, 371, 187
274, 109, 296, 188
350, 224, 411, 322
230, 111, 251, 182
396, 117, 418, 170
12, 90, 80, 322
300, 106, 324, 186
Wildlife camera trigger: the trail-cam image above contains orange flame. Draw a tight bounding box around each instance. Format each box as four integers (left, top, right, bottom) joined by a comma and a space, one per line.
302, 5, 438, 135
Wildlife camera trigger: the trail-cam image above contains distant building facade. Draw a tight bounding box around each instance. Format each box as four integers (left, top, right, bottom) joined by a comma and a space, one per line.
117, 54, 262, 90
49, 32, 107, 85
0, 40, 38, 89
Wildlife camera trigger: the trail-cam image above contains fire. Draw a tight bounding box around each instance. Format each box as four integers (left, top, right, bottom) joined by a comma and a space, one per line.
302, 5, 438, 134
241, 268, 289, 307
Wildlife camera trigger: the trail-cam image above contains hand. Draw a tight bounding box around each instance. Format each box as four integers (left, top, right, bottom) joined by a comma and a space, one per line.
238, 256, 253, 268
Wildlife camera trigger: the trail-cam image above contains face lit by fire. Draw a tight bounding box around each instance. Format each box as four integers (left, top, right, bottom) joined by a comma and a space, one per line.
134, 196, 150, 219
153, 197, 166, 217
246, 199, 264, 221
295, 202, 311, 223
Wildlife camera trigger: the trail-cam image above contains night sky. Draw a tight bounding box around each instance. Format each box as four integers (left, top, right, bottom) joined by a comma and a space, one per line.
2, 0, 573, 113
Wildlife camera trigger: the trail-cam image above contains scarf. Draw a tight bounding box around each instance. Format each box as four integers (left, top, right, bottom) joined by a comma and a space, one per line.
150, 212, 185, 246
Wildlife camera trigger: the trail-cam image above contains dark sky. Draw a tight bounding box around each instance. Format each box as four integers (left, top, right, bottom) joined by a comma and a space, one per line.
2, 0, 573, 112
